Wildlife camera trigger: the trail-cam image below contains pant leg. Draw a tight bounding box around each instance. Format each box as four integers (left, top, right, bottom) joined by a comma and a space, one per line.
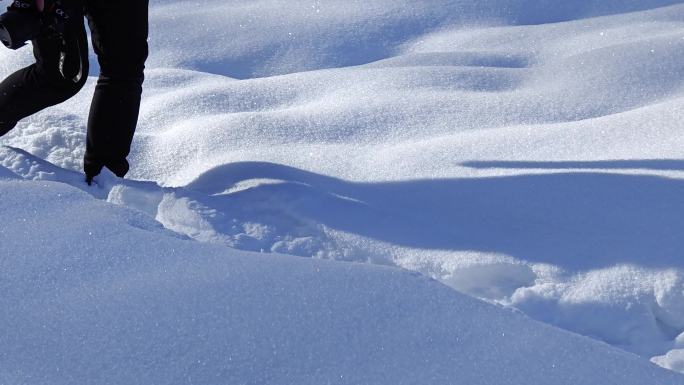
83, 0, 149, 178
0, 11, 89, 137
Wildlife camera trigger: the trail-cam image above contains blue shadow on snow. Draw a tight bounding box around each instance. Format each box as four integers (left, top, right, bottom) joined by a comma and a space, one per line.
187, 161, 684, 271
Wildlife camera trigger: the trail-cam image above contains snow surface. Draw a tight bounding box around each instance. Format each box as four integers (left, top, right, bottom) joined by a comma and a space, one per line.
1, 0, 684, 382
0, 171, 681, 384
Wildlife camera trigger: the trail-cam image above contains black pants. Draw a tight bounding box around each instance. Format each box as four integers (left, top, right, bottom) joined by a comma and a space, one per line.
0, 0, 149, 178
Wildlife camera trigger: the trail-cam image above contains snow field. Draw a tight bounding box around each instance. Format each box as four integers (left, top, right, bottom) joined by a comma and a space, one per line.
0, 0, 684, 380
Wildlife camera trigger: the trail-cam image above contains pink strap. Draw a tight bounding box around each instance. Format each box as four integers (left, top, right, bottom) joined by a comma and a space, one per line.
36, 0, 44, 11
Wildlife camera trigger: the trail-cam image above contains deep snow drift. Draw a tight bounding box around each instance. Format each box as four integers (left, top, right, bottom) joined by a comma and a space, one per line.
1, 0, 684, 382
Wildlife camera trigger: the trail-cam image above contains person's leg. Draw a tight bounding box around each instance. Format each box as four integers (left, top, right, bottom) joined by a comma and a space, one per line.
0, 10, 89, 137
83, 0, 148, 180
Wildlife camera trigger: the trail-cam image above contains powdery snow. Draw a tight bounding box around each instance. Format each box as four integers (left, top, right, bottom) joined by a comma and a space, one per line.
0, 0, 684, 381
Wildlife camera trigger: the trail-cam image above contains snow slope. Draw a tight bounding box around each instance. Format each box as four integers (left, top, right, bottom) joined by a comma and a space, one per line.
1, 0, 684, 381
0, 169, 681, 384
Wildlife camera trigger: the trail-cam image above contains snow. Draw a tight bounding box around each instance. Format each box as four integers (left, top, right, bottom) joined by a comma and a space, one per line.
1, 0, 684, 382
0, 171, 681, 384
656, 348, 684, 373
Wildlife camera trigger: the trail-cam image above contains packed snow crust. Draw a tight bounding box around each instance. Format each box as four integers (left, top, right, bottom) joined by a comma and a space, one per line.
1, 0, 684, 382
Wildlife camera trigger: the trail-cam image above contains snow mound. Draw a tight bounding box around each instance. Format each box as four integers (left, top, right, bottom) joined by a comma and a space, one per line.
0, 172, 681, 384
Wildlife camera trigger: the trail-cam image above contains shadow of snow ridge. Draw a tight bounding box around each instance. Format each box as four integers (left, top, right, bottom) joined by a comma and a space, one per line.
185, 161, 684, 271
4, 146, 683, 271
462, 159, 684, 171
